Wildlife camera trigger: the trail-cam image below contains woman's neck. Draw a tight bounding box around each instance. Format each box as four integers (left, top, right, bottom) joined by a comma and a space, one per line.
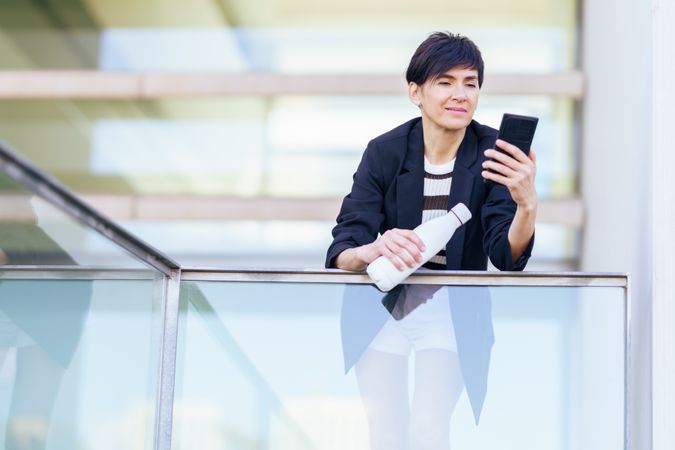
422, 118, 466, 165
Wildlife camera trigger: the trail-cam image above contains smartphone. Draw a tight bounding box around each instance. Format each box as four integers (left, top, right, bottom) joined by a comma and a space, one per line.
496, 113, 538, 156
485, 113, 539, 184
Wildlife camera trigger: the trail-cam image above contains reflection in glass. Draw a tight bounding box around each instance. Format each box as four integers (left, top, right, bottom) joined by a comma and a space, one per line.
176, 281, 625, 450
0, 274, 162, 450
0, 171, 144, 268
350, 284, 492, 450
0, 278, 91, 449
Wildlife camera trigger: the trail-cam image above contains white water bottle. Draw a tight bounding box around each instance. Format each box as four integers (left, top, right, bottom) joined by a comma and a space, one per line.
366, 203, 472, 292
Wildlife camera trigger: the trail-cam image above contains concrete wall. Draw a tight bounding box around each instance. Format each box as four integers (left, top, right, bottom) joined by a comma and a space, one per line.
651, 1, 675, 449
581, 0, 653, 449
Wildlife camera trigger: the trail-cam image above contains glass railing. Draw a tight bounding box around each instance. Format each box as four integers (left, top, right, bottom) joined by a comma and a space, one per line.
0, 268, 627, 450
0, 140, 628, 450
1, 131, 180, 450
174, 270, 627, 450
0, 267, 165, 449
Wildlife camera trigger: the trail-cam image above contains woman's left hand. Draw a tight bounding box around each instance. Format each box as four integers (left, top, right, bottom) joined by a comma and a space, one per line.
482, 139, 538, 210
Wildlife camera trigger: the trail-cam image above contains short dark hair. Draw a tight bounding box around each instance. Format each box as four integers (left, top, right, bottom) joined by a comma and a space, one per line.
406, 32, 484, 87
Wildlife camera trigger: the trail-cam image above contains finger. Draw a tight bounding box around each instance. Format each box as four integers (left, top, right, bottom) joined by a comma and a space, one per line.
384, 239, 417, 268
380, 247, 405, 271
390, 239, 421, 265
377, 232, 406, 269
483, 151, 520, 172
385, 229, 424, 261
495, 139, 530, 164
482, 169, 511, 186
482, 160, 516, 178
484, 149, 526, 173
386, 254, 406, 271
397, 230, 427, 253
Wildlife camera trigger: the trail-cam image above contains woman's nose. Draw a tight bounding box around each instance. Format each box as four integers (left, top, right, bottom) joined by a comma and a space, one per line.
451, 87, 468, 101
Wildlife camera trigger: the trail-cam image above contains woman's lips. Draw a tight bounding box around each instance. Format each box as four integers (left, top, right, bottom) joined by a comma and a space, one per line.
446, 107, 467, 113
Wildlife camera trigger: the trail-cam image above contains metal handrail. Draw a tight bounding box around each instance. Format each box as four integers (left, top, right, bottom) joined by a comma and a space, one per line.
0, 140, 180, 276
179, 267, 628, 287
0, 265, 629, 287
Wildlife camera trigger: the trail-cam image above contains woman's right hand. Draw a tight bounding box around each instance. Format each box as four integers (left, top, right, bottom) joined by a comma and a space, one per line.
356, 229, 426, 271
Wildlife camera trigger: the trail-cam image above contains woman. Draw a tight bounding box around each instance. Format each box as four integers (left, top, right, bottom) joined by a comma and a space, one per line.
326, 32, 537, 449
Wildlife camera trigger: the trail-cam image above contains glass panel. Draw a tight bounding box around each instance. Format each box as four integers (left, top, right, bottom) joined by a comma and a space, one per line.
0, 270, 164, 450
0, 2, 576, 71
0, 97, 575, 199
0, 168, 146, 268
175, 280, 625, 450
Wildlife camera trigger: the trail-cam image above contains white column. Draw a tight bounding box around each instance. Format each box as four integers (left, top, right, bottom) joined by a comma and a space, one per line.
651, 1, 675, 449
581, 1, 652, 449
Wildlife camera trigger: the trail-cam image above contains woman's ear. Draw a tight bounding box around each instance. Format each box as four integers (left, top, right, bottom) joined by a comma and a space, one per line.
408, 82, 422, 108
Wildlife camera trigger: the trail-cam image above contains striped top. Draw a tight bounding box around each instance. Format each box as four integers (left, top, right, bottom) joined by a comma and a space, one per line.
422, 156, 455, 270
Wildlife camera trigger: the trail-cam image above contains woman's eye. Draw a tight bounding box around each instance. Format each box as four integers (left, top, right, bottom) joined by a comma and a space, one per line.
466, 84, 477, 88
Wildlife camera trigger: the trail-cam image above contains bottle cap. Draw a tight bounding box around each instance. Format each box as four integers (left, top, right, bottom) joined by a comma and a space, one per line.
450, 203, 472, 224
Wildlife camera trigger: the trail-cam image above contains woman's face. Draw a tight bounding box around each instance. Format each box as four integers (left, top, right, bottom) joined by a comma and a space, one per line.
408, 66, 480, 132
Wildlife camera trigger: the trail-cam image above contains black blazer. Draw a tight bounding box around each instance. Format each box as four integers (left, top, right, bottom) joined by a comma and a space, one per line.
326, 117, 534, 270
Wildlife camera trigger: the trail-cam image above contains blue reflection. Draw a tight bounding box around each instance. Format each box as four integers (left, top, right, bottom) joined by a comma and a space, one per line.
176, 280, 625, 450
91, 119, 265, 178
0, 279, 91, 450
97, 28, 569, 73
100, 28, 249, 71
342, 284, 493, 449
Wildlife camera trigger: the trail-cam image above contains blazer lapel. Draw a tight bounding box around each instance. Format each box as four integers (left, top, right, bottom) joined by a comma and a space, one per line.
396, 120, 424, 230
445, 125, 478, 269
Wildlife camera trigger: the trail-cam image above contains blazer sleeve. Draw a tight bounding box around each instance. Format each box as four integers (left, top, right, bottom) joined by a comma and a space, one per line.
480, 182, 534, 271
325, 140, 387, 268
